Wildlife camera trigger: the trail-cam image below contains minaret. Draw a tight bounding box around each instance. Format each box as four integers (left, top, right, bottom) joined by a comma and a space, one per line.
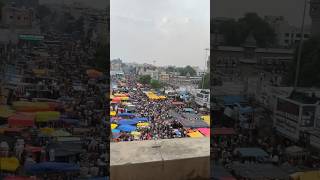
310, 0, 320, 36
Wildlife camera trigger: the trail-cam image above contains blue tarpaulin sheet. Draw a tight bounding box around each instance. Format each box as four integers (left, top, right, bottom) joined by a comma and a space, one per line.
223, 96, 246, 106
117, 113, 135, 117
118, 119, 137, 125
117, 125, 136, 132
132, 117, 149, 122
25, 162, 80, 174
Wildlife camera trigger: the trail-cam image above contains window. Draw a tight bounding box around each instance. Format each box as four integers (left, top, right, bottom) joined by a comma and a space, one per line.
296, 33, 301, 38
17, 16, 21, 20
285, 33, 289, 37
304, 34, 309, 38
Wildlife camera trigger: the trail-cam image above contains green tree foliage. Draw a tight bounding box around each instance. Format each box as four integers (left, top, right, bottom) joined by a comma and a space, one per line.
199, 73, 210, 89
138, 75, 152, 85
150, 79, 163, 90
174, 66, 197, 76
285, 36, 320, 87
215, 13, 276, 47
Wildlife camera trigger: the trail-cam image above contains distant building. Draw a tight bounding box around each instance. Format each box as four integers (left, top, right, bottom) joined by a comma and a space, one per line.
212, 34, 294, 78
1, 4, 34, 28
264, 16, 311, 48
310, 0, 320, 36
111, 59, 123, 72
273, 90, 320, 144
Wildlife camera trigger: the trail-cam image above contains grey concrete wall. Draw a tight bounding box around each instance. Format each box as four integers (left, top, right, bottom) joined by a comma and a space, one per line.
110, 138, 210, 180
110, 156, 210, 180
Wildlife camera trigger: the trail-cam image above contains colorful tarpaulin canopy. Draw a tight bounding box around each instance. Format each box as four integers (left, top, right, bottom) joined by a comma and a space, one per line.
201, 115, 210, 125
117, 125, 136, 132
12, 101, 54, 112
0, 106, 15, 118
110, 111, 116, 116
8, 113, 35, 127
0, 157, 20, 172
111, 123, 117, 129
35, 111, 60, 122
132, 117, 148, 122
40, 127, 54, 135
118, 113, 135, 117
187, 130, 204, 138
137, 122, 149, 127
25, 162, 80, 173
86, 69, 103, 79
197, 128, 210, 137
112, 129, 120, 133
118, 119, 137, 125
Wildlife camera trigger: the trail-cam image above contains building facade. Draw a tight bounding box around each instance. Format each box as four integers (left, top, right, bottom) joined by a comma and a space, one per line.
310, 0, 320, 36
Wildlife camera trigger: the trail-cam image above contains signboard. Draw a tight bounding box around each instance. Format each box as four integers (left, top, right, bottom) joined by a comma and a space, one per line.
19, 35, 44, 41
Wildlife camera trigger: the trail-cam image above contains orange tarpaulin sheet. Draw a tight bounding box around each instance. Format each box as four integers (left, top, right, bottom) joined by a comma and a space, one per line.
86, 69, 103, 79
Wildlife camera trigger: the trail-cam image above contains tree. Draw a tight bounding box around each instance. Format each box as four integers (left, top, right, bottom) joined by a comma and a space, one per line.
166, 66, 176, 73
216, 13, 276, 47
138, 75, 152, 85
284, 36, 320, 87
199, 73, 210, 89
176, 66, 197, 76
150, 79, 162, 90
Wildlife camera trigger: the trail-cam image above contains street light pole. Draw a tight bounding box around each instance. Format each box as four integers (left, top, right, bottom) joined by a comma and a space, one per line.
202, 48, 209, 89
294, 0, 308, 88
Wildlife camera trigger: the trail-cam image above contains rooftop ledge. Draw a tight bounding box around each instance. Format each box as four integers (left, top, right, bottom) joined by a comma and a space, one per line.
110, 138, 210, 180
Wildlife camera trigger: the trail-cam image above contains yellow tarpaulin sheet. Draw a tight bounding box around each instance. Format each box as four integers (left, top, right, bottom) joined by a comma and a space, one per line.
40, 127, 55, 135
33, 69, 48, 75
137, 122, 150, 127
187, 131, 204, 138
0, 105, 15, 118
36, 111, 60, 122
120, 97, 129, 101
201, 115, 210, 126
131, 131, 141, 138
0, 157, 19, 172
110, 111, 116, 116
12, 101, 52, 112
292, 171, 320, 180
110, 95, 114, 99
111, 123, 117, 129
114, 93, 128, 97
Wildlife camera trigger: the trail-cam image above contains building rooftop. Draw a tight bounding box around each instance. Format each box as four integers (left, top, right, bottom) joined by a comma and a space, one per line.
110, 137, 209, 166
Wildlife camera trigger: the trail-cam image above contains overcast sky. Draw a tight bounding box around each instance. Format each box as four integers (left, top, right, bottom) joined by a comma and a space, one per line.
212, 0, 311, 26
110, 0, 210, 69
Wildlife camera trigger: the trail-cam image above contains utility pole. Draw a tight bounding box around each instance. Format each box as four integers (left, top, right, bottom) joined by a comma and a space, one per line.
294, 0, 308, 88
202, 48, 210, 89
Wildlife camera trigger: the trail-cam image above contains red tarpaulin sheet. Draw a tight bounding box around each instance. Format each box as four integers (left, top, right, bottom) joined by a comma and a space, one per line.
212, 128, 235, 135
25, 145, 43, 153
172, 101, 185, 105
197, 128, 210, 137
8, 113, 35, 127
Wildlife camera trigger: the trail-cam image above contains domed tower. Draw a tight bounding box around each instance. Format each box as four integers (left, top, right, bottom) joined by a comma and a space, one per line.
310, 0, 320, 36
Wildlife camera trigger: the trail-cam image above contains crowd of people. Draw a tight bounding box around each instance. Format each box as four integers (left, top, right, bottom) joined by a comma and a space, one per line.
110, 75, 209, 142
0, 31, 108, 179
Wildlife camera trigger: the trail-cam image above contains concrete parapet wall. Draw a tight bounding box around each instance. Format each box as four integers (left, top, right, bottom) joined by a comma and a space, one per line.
110, 138, 210, 180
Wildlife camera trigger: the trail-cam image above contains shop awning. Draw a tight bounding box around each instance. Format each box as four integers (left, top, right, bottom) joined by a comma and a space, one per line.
8, 113, 35, 127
